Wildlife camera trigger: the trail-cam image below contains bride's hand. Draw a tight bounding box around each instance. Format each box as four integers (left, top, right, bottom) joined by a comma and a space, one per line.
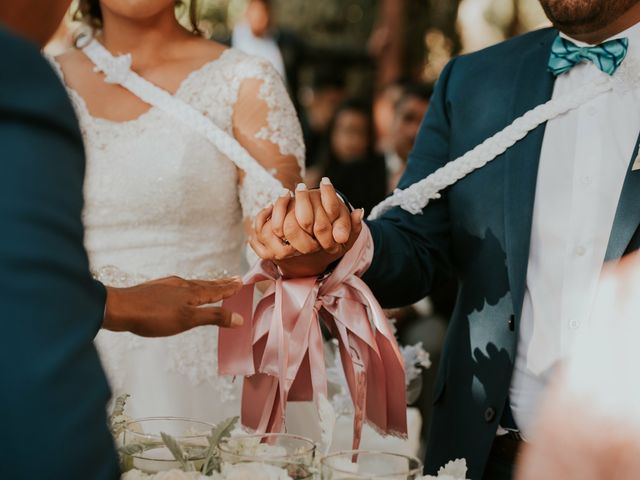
283, 179, 355, 253
250, 179, 364, 277
102, 276, 244, 337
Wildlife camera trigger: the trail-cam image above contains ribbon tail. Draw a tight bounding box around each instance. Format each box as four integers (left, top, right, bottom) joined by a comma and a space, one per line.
351, 353, 367, 451
241, 373, 280, 433
219, 283, 256, 376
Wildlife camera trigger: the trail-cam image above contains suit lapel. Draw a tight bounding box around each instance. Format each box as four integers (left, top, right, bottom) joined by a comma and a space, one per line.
605, 135, 640, 261
504, 30, 557, 321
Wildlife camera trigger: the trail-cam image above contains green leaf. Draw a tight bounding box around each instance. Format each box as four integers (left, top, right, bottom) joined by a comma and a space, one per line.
183, 445, 209, 460
118, 439, 164, 456
109, 394, 131, 438
118, 443, 149, 456
209, 416, 239, 445
161, 431, 190, 471
112, 394, 130, 418
201, 416, 239, 475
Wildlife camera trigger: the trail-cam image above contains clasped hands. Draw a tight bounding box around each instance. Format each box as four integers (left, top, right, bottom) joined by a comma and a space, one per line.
250, 178, 365, 278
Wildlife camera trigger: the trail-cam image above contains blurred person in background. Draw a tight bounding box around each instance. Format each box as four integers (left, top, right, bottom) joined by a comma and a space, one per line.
229, 0, 373, 138
300, 69, 347, 170
517, 251, 640, 480
385, 82, 433, 192
308, 99, 387, 215
373, 80, 406, 154
231, 0, 305, 111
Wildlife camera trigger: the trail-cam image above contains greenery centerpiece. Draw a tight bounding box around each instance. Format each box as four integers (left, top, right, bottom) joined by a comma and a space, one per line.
110, 395, 316, 479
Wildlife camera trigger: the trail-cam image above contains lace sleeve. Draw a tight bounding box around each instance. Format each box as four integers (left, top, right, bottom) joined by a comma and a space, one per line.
232, 58, 305, 219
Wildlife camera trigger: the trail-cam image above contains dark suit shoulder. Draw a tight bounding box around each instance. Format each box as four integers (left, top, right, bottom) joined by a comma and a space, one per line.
0, 27, 80, 141
455, 27, 557, 68
444, 27, 557, 90
434, 28, 557, 155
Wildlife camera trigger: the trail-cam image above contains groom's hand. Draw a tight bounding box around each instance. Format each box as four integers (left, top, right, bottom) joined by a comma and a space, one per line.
250, 179, 364, 277
103, 276, 244, 337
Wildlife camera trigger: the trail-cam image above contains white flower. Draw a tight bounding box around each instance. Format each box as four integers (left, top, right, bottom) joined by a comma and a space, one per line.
121, 470, 150, 480
421, 458, 469, 480
221, 462, 293, 480
318, 394, 337, 454
223, 437, 288, 458
402, 342, 431, 386
438, 458, 468, 478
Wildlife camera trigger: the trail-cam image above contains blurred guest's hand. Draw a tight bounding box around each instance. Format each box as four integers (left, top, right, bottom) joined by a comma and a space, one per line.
250, 178, 364, 277
103, 276, 243, 337
517, 251, 640, 480
516, 373, 640, 480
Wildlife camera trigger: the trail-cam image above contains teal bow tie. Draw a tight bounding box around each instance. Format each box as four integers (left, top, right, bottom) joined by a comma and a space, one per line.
548, 36, 629, 76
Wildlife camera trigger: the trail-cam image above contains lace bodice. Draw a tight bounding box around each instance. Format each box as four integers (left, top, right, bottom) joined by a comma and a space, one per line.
48, 48, 304, 422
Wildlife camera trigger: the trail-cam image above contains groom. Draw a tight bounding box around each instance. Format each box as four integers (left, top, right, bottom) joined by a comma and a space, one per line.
1, 2, 243, 478
251, 1, 640, 478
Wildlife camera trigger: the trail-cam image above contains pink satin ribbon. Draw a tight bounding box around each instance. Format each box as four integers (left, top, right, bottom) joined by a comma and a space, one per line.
219, 225, 407, 448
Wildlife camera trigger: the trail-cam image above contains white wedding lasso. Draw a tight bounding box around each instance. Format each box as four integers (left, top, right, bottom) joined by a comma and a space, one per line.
369, 59, 640, 220
81, 38, 283, 206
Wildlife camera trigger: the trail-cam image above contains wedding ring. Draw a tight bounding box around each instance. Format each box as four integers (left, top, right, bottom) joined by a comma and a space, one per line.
281, 237, 291, 246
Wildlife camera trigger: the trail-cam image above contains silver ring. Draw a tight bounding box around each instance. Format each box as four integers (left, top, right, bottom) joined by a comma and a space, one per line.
281, 237, 291, 246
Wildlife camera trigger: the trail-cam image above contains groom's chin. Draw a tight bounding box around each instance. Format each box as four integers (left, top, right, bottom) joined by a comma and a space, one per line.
539, 0, 638, 37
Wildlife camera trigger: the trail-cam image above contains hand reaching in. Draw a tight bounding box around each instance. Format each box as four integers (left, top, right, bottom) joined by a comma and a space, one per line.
103, 276, 244, 337
250, 178, 365, 277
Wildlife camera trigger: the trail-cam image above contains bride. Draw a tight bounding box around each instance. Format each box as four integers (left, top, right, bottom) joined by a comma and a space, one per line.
49, 0, 304, 424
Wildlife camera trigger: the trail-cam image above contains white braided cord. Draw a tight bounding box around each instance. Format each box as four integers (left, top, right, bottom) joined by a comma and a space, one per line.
368, 74, 615, 220
82, 40, 283, 208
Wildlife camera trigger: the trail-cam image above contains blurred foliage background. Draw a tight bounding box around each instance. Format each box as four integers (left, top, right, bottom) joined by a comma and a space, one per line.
194, 0, 548, 86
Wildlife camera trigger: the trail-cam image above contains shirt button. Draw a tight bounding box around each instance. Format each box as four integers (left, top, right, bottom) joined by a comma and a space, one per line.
587, 106, 598, 117
582, 176, 592, 186
484, 407, 496, 423
575, 246, 586, 257
570, 319, 581, 330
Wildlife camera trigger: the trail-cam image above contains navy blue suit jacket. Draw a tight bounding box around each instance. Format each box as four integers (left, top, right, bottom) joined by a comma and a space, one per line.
363, 28, 640, 479
0, 28, 119, 479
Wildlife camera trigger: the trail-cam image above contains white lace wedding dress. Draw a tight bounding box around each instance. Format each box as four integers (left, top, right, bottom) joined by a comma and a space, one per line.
49, 48, 304, 425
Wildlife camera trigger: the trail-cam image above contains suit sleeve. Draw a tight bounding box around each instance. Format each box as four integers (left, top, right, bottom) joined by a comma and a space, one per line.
362, 58, 458, 308
0, 34, 119, 480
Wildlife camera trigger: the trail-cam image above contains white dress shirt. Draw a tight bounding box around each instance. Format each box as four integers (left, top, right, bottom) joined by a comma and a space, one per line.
510, 23, 640, 438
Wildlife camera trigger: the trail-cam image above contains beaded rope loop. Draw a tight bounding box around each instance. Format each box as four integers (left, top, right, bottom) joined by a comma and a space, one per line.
368, 66, 639, 220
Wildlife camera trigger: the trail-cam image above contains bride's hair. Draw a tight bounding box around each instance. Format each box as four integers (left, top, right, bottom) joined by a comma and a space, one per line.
74, 0, 201, 34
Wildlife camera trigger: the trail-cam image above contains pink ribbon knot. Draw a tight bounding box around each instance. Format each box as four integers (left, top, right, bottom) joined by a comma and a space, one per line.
218, 225, 407, 448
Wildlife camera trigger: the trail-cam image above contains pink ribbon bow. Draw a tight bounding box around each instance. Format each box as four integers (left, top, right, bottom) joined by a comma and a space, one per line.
219, 225, 407, 448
